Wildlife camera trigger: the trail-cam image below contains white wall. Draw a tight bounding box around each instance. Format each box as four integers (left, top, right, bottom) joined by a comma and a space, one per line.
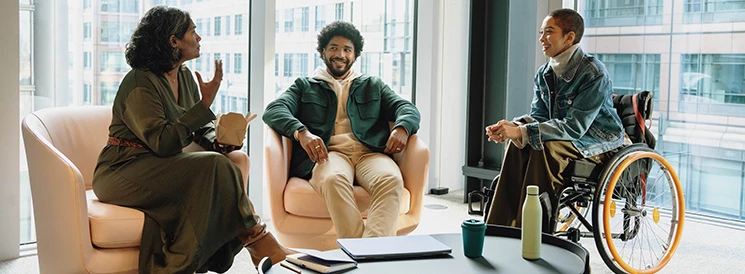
416, 0, 471, 192
436, 1, 471, 191
0, 0, 20, 261
416, 0, 470, 193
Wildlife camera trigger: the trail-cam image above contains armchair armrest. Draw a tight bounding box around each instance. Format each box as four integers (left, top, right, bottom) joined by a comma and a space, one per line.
393, 134, 429, 221
264, 126, 292, 226
21, 115, 94, 274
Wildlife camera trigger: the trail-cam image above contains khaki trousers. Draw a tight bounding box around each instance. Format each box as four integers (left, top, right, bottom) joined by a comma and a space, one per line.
308, 151, 403, 238
485, 141, 613, 232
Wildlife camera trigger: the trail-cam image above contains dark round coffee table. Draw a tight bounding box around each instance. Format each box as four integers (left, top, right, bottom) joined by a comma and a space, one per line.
266, 225, 589, 274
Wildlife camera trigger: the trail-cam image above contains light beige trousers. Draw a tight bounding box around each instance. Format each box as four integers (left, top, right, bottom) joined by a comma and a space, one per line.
308, 151, 403, 238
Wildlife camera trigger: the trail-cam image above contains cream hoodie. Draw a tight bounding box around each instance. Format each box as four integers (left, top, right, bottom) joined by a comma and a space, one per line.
311, 66, 369, 156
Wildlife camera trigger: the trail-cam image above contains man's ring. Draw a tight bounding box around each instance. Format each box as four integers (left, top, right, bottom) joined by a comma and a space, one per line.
498, 134, 503, 138
315, 145, 320, 149
396, 148, 402, 151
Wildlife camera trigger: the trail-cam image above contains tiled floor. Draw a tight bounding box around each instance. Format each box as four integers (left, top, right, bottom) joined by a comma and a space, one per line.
2, 190, 745, 273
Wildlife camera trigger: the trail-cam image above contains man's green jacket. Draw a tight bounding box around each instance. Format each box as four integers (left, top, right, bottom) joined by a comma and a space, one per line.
262, 74, 421, 179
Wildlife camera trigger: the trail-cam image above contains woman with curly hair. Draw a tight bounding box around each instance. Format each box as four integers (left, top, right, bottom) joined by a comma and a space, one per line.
92, 6, 291, 273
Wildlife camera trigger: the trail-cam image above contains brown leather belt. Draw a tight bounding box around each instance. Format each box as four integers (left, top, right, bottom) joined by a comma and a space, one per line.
107, 136, 144, 148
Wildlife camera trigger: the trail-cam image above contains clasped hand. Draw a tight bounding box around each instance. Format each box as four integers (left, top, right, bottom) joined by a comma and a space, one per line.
298, 127, 410, 163
485, 119, 521, 143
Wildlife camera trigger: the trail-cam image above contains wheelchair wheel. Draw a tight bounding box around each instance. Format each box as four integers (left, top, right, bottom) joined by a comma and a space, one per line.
592, 148, 685, 274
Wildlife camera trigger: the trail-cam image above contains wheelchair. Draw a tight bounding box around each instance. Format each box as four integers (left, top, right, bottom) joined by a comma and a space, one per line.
472, 91, 685, 274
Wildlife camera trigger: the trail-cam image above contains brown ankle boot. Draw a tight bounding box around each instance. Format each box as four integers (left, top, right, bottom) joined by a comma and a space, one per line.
241, 221, 294, 267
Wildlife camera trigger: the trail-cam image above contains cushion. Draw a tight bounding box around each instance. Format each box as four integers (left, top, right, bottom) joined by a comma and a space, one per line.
283, 177, 411, 218
86, 190, 143, 248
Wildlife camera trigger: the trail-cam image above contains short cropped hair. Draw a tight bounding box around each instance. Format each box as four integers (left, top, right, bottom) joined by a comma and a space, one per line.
316, 21, 364, 58
548, 8, 584, 44
125, 6, 192, 75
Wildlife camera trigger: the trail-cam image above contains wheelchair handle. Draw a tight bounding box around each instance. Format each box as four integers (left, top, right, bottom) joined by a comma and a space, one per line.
467, 190, 486, 216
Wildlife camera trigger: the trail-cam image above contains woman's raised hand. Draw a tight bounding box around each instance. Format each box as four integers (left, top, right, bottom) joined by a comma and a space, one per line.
195, 59, 223, 108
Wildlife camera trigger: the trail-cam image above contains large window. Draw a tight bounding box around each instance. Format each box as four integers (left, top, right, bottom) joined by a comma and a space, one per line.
284, 9, 293, 32
595, 54, 661, 96
225, 15, 231, 35
684, 0, 745, 23
83, 22, 91, 40
234, 53, 242, 74
100, 52, 129, 72
235, 14, 243, 35
315, 5, 326, 31
300, 7, 309, 32
100, 82, 118, 104
274, 0, 416, 101
101, 0, 138, 13
19, 0, 250, 245
335, 2, 344, 20
100, 21, 137, 42
680, 54, 745, 108
584, 0, 663, 26
574, 0, 745, 222
83, 51, 92, 70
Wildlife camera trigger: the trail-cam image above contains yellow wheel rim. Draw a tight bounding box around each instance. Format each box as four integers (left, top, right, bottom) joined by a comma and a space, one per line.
603, 151, 685, 274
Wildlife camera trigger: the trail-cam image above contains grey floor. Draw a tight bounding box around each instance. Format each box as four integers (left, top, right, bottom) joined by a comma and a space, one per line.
2, 190, 744, 274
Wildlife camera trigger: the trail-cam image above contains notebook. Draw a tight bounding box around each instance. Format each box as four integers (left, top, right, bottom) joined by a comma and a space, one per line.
285, 248, 357, 273
336, 234, 452, 260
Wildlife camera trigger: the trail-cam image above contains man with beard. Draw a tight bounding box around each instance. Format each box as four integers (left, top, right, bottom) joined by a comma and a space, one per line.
263, 21, 420, 238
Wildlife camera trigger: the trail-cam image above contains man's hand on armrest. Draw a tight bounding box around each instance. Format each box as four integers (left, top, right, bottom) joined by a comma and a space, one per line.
385, 126, 410, 154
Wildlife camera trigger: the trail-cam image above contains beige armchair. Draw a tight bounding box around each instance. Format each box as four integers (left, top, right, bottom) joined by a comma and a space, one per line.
21, 106, 209, 274
264, 126, 430, 251
22, 106, 139, 274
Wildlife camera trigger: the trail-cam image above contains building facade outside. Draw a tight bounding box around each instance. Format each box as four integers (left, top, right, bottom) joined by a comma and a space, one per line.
273, 0, 414, 101
574, 0, 745, 221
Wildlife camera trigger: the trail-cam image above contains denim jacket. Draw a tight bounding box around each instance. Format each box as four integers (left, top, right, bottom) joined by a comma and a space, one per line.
516, 47, 624, 157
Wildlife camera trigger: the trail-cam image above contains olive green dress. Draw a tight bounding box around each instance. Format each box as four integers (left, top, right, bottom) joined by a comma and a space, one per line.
92, 66, 257, 273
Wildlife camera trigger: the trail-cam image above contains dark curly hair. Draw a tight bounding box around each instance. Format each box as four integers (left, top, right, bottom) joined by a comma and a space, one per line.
125, 6, 192, 75
316, 21, 364, 58
548, 8, 584, 44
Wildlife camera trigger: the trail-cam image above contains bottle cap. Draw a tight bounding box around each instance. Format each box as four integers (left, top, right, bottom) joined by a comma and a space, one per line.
527, 185, 539, 195
461, 219, 485, 228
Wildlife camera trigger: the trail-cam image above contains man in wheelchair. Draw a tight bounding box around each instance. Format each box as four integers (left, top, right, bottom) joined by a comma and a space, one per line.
483, 8, 625, 233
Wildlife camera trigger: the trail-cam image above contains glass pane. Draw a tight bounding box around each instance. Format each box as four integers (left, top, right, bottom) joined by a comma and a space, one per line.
19, 6, 34, 245
19, 11, 32, 86
572, 0, 745, 221
19, 0, 250, 245
274, 0, 415, 101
